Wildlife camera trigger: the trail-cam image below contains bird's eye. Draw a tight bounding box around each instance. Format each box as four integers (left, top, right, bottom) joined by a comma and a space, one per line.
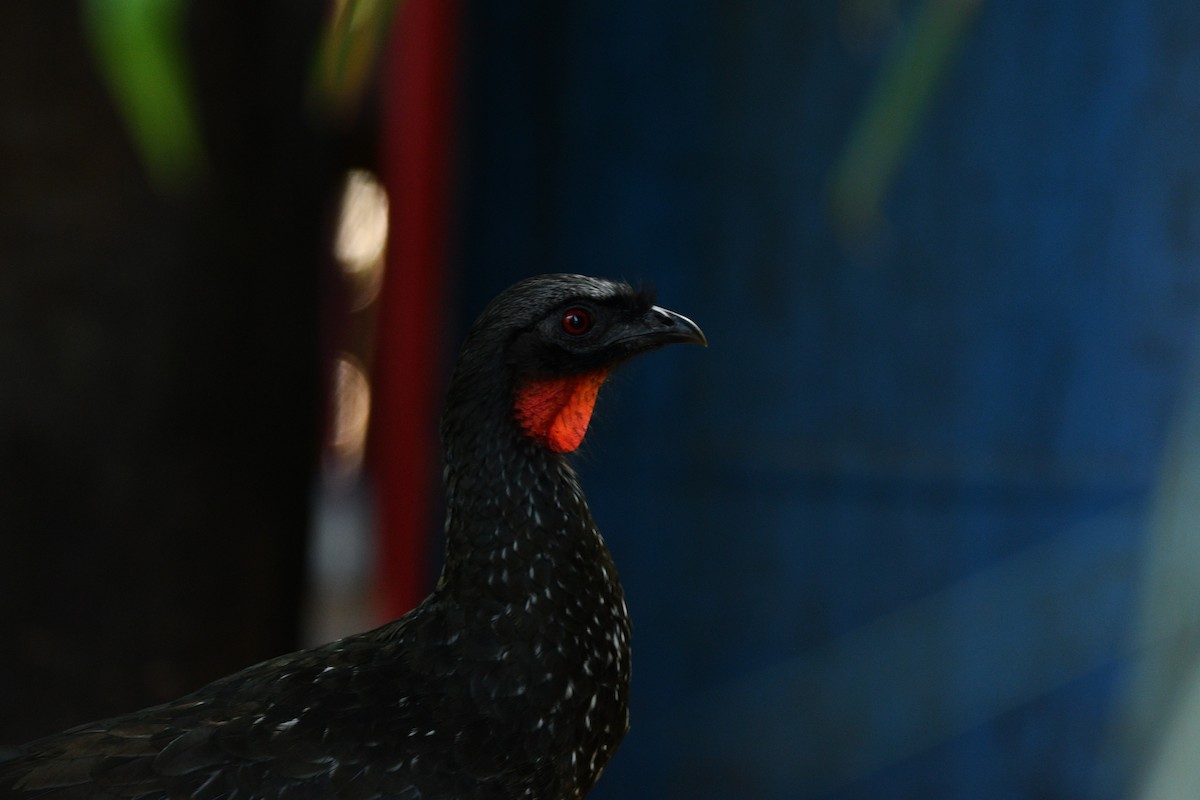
561, 308, 592, 336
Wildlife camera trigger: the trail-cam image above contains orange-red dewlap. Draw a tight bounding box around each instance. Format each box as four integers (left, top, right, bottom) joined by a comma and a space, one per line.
513, 369, 610, 453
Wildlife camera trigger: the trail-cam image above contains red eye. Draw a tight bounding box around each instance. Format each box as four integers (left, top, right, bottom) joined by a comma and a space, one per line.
561, 308, 592, 335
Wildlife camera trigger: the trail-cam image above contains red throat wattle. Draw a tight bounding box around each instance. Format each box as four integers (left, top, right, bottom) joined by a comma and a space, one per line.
513, 369, 610, 453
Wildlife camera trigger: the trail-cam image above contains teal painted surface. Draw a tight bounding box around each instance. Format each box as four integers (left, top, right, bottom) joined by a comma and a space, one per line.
457, 2, 1200, 797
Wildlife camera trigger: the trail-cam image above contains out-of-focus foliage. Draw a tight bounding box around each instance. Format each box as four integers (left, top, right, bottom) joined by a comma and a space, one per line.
83, 0, 204, 190
81, 0, 402, 191
311, 0, 402, 122
829, 0, 983, 249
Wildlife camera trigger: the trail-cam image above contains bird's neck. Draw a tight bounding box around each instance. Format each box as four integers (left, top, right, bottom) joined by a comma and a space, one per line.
436, 363, 632, 792
437, 381, 615, 608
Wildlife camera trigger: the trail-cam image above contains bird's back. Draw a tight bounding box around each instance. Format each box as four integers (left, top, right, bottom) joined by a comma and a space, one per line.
2, 585, 625, 800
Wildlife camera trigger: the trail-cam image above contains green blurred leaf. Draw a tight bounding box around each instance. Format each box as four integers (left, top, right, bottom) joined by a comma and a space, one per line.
311, 0, 402, 123
83, 0, 205, 192
830, 0, 982, 248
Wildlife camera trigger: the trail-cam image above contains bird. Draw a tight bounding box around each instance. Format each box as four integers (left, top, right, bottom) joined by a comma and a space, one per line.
0, 273, 706, 800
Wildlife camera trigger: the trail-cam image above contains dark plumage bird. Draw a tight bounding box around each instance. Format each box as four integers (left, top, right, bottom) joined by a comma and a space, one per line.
0, 274, 705, 800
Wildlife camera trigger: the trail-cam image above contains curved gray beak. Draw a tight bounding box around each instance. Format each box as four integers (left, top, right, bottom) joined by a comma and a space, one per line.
645, 305, 707, 347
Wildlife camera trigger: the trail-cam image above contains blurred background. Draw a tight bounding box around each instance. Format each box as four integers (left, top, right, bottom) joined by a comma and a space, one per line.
3, 1, 1200, 798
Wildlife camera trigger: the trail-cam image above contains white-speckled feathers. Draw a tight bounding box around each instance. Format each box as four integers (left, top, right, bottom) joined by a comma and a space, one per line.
0, 274, 704, 800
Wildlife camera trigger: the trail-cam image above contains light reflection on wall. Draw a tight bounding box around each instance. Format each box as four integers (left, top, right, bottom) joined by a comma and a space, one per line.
334, 169, 388, 312
328, 353, 371, 478
307, 167, 390, 647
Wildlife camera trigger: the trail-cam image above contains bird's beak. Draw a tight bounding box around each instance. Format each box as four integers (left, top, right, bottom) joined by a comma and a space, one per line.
617, 305, 707, 350
649, 305, 707, 346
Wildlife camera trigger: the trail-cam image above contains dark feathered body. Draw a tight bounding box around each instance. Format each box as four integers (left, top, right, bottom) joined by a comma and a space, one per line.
0, 275, 702, 800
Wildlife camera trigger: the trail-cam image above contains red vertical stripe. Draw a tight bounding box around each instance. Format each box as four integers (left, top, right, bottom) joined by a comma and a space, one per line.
370, 0, 458, 621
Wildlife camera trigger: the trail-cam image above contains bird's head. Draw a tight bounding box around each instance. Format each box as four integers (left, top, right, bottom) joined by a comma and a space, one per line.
448, 274, 706, 454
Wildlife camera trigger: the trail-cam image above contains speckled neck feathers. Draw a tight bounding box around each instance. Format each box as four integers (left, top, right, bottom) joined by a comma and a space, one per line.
431, 279, 635, 796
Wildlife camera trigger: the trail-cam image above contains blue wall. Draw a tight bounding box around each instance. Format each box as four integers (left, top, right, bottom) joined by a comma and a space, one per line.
457, 2, 1200, 797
